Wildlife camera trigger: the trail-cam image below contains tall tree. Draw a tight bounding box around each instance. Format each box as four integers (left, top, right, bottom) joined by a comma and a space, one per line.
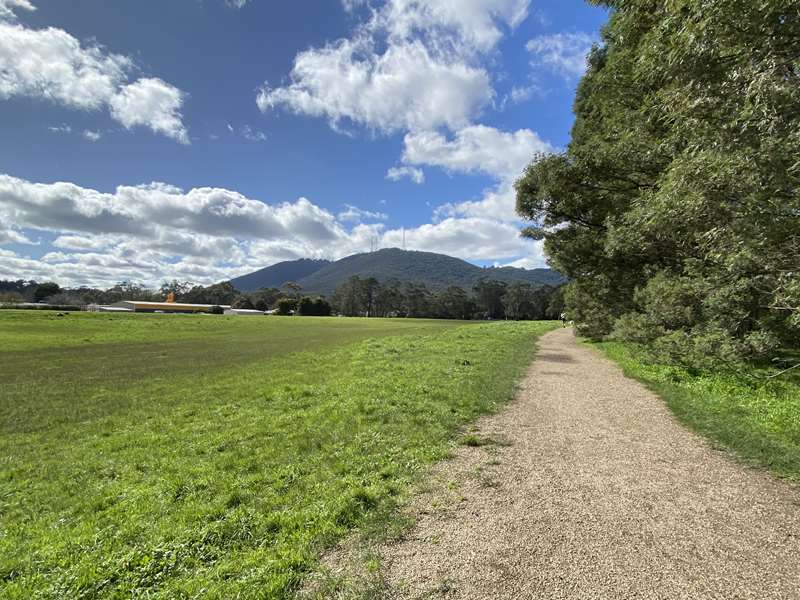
516, 0, 799, 366
474, 279, 507, 319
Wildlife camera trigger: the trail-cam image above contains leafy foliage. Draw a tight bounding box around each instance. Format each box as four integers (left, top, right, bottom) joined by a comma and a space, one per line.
276, 297, 298, 315
331, 275, 563, 320
297, 296, 332, 316
516, 0, 800, 367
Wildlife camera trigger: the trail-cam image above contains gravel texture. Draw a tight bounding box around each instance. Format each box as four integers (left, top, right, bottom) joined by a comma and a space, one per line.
372, 327, 800, 599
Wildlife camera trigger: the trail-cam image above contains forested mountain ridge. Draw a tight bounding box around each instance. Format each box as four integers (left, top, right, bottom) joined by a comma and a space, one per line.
230, 258, 330, 292
232, 248, 565, 295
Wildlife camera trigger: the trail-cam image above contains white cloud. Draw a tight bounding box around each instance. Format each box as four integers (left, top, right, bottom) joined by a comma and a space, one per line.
0, 20, 130, 109
526, 32, 596, 79
381, 0, 530, 53
0, 0, 34, 20
224, 0, 249, 8
340, 0, 366, 12
109, 78, 188, 144
83, 129, 101, 141
0, 222, 32, 244
400, 124, 552, 220
507, 84, 538, 105
503, 253, 546, 269
48, 123, 72, 134
0, 173, 546, 287
258, 0, 532, 133
338, 204, 388, 223
386, 166, 424, 184
433, 180, 517, 221
382, 217, 541, 261
241, 125, 266, 141
0, 174, 336, 243
258, 38, 492, 134
0, 6, 188, 142
402, 124, 552, 180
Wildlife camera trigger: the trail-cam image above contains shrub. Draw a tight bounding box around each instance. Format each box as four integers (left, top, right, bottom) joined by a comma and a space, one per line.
298, 296, 332, 316
231, 296, 255, 310
276, 298, 297, 316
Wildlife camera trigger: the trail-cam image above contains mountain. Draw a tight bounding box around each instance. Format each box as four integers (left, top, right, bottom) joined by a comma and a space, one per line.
231, 249, 565, 296
230, 258, 330, 291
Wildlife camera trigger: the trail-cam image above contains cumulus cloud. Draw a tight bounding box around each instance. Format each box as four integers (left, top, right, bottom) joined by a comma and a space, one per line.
82, 129, 101, 141
402, 124, 552, 180
0, 222, 33, 244
386, 166, 424, 184
0, 0, 34, 20
526, 31, 597, 79
503, 253, 546, 269
258, 0, 531, 133
0, 2, 189, 142
381, 217, 539, 260
0, 175, 336, 243
109, 78, 188, 143
0, 173, 545, 287
399, 124, 553, 220
338, 204, 388, 223
258, 39, 492, 133
381, 0, 530, 53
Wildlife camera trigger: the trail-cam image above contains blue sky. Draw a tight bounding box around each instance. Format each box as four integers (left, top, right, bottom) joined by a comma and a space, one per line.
0, 0, 607, 287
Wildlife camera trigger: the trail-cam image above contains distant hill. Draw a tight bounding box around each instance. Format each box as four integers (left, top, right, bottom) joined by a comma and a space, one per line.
230, 258, 330, 291
231, 248, 565, 296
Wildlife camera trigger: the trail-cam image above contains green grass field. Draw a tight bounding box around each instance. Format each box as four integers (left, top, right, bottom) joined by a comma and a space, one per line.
0, 311, 557, 599
595, 341, 800, 482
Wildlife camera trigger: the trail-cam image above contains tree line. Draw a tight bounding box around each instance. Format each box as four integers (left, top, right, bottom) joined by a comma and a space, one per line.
515, 0, 798, 369
330, 276, 564, 320
0, 277, 564, 321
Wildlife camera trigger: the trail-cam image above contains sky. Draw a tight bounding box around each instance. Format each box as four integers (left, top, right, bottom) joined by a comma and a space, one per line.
0, 0, 608, 288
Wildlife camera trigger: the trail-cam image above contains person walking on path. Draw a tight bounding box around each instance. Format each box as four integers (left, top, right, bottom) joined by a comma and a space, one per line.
560, 312, 567, 327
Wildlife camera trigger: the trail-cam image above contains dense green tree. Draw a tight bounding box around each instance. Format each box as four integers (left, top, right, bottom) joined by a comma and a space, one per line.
0, 291, 24, 304
403, 282, 432, 318
545, 285, 566, 320
374, 278, 404, 317
435, 286, 474, 320
332, 276, 364, 316
516, 0, 799, 366
474, 278, 507, 319
33, 282, 61, 303
275, 297, 297, 315
281, 281, 303, 299
159, 280, 192, 300
251, 287, 282, 311
183, 282, 238, 305
231, 295, 255, 310
298, 296, 332, 316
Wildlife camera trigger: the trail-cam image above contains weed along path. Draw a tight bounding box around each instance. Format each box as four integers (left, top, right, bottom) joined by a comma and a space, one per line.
364, 327, 800, 599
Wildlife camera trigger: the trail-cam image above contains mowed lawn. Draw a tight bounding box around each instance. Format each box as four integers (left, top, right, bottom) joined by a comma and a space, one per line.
0, 311, 557, 598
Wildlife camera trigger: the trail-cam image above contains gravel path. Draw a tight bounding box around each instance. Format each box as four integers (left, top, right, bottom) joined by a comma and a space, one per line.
373, 327, 800, 599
